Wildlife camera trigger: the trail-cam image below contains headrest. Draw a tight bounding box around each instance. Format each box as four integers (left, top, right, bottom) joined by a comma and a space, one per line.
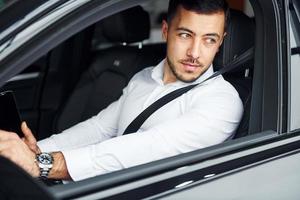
100, 6, 150, 43
213, 9, 255, 71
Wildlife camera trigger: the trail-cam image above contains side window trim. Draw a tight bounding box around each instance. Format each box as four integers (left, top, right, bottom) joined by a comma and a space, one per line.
288, 0, 300, 132
6, 72, 40, 82
290, 0, 300, 48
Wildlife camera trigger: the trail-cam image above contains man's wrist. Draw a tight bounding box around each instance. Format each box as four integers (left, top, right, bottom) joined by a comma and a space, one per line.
48, 152, 71, 180
34, 151, 71, 180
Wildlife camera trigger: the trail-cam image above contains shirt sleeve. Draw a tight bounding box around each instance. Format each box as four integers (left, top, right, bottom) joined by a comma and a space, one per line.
62, 88, 244, 181
38, 86, 129, 153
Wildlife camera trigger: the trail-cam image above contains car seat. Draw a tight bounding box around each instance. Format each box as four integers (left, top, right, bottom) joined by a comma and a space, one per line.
213, 10, 255, 138
54, 6, 165, 132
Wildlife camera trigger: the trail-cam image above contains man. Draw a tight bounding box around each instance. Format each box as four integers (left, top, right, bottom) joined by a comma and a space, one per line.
0, 0, 243, 181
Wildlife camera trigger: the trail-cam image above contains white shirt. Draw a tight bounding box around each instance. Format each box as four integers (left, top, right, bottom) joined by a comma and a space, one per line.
38, 59, 243, 181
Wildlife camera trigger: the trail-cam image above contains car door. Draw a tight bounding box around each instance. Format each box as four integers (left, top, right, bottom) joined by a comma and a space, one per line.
289, 0, 300, 132
0, 0, 71, 136
48, 0, 298, 198
1, 55, 47, 134
0, 0, 297, 199
0, 1, 54, 134
0, 0, 96, 139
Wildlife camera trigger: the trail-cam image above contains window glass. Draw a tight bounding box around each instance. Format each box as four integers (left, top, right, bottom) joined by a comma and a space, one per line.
0, 0, 49, 36
289, 1, 300, 131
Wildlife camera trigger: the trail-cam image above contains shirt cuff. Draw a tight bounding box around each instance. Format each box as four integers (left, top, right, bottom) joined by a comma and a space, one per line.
37, 138, 60, 153
61, 146, 104, 181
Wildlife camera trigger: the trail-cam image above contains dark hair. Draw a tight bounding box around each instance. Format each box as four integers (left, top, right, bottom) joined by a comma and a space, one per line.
167, 0, 230, 30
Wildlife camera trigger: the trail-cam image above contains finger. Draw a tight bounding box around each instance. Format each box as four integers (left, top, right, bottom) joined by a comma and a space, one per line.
21, 122, 37, 143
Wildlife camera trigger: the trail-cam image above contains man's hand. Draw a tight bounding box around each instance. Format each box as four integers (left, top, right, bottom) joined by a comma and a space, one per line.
21, 122, 41, 154
0, 130, 39, 177
0, 123, 71, 180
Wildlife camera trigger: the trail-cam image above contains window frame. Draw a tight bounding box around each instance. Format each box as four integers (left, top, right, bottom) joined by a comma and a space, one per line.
0, 0, 292, 198
288, 0, 300, 132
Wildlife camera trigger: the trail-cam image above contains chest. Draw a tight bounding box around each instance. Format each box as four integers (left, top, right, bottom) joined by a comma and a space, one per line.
117, 83, 190, 134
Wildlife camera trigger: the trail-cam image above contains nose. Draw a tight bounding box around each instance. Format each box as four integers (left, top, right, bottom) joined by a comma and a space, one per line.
187, 38, 201, 60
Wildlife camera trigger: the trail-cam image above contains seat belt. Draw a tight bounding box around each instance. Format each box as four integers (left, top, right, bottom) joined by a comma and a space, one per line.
123, 47, 254, 135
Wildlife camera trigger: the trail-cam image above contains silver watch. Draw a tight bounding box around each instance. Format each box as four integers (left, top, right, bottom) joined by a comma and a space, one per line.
36, 152, 53, 178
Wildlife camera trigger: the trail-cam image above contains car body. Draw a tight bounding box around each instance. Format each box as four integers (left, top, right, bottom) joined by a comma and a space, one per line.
0, 0, 300, 199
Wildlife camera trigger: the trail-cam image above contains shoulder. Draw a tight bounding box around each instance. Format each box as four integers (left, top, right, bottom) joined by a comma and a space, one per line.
131, 66, 154, 80
190, 75, 243, 110
187, 76, 244, 124
213, 76, 240, 96
127, 66, 154, 87
202, 75, 240, 98
120, 66, 155, 94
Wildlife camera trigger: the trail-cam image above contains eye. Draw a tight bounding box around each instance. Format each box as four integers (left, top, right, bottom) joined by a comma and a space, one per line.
204, 38, 217, 44
178, 33, 191, 39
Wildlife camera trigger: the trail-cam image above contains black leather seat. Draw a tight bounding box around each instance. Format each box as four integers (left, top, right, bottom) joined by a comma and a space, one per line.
54, 6, 164, 132
213, 10, 255, 138
55, 7, 255, 139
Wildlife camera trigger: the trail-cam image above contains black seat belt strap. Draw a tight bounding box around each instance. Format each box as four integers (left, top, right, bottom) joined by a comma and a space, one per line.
123, 47, 254, 135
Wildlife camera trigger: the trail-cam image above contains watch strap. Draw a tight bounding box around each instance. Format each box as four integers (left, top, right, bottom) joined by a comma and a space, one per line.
36, 153, 53, 179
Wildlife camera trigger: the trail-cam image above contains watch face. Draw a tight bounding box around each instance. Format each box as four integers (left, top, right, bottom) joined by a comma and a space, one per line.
37, 153, 53, 165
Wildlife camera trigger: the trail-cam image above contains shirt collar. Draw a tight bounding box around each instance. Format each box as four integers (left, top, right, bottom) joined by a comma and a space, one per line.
151, 58, 214, 86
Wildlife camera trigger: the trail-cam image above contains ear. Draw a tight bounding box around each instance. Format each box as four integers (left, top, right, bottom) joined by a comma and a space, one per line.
162, 20, 169, 41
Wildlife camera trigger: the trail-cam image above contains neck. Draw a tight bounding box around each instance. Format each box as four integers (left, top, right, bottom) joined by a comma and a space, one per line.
163, 60, 177, 84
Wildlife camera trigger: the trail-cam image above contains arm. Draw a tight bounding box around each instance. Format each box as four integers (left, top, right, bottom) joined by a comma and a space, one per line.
0, 84, 130, 179
61, 88, 243, 181
15, 90, 129, 179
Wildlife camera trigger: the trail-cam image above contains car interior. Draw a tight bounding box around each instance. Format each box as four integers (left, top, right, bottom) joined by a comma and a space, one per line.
3, 0, 300, 199
4, 0, 297, 199
0, 2, 255, 142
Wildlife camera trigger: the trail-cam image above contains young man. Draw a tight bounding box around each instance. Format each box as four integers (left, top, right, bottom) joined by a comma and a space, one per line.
0, 0, 243, 181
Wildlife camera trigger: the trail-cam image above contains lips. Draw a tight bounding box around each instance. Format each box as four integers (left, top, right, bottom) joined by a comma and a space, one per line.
180, 62, 200, 72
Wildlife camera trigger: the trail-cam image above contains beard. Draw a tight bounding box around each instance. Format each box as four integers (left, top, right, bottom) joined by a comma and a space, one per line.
166, 56, 205, 83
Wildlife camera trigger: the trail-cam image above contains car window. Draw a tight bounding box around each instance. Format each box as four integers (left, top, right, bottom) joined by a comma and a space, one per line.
0, 0, 48, 34
2, 1, 297, 199
2, 0, 292, 199
288, 0, 300, 131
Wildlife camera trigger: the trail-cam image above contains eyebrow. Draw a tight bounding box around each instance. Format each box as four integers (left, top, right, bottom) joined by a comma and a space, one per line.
176, 27, 194, 34
176, 27, 221, 39
205, 33, 221, 39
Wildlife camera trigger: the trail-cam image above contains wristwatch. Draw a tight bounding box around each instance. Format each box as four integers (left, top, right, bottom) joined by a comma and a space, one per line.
36, 152, 53, 178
